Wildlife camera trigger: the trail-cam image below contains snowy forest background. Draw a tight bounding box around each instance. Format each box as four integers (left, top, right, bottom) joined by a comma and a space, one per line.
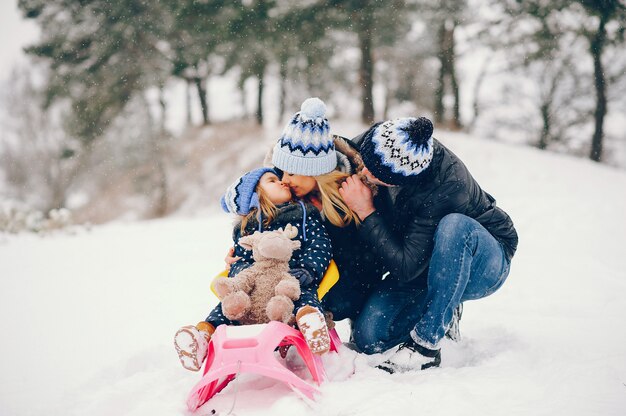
1, 0, 625, 231
2, 2, 626, 416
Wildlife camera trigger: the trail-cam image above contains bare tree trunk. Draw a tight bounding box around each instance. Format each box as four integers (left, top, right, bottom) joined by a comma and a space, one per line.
434, 22, 446, 125
48, 155, 67, 211
357, 9, 375, 124
448, 24, 461, 130
48, 185, 66, 212
46, 142, 93, 213
279, 61, 287, 123
155, 87, 168, 217
435, 19, 461, 129
154, 152, 168, 217
383, 85, 390, 121
589, 19, 607, 162
450, 62, 461, 129
469, 55, 491, 131
185, 78, 192, 126
256, 71, 264, 125
158, 86, 167, 134
238, 81, 248, 119
194, 77, 210, 125
538, 102, 550, 150
536, 61, 567, 151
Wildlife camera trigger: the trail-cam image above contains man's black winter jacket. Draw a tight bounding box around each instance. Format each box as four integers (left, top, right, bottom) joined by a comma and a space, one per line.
353, 135, 519, 284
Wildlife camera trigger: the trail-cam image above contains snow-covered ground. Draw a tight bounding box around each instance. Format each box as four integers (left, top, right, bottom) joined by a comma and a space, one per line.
1, 131, 625, 416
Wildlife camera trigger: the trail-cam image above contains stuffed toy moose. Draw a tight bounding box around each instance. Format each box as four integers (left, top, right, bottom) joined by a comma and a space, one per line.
213, 224, 302, 325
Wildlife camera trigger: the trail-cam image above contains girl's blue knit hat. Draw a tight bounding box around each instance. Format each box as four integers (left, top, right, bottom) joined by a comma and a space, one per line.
220, 167, 277, 215
271, 97, 337, 176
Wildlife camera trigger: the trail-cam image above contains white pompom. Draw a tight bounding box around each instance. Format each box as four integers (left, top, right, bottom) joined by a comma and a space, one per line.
300, 97, 326, 120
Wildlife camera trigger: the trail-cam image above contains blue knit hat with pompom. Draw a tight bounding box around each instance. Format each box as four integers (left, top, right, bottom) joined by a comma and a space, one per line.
360, 117, 435, 185
272, 97, 337, 176
220, 167, 277, 215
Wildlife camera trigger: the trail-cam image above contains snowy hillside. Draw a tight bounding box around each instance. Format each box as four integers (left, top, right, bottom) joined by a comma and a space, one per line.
1, 130, 625, 416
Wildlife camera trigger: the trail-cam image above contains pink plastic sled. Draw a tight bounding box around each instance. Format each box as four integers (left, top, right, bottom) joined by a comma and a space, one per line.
186, 321, 341, 411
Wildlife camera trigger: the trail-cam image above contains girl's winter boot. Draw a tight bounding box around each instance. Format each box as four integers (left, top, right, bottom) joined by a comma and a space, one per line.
296, 305, 330, 355
174, 321, 215, 371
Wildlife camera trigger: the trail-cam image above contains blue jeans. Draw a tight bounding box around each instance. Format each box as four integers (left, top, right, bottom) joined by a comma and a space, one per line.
353, 213, 511, 354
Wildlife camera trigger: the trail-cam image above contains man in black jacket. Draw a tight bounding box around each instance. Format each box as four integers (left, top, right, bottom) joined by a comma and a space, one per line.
339, 116, 518, 373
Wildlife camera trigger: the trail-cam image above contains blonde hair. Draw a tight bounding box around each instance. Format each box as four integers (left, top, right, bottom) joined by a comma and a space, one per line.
240, 184, 278, 235
313, 171, 360, 228
240, 170, 359, 232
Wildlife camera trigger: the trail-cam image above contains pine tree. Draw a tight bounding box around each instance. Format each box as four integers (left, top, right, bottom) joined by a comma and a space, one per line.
496, 0, 626, 162
167, 0, 230, 126
19, 0, 172, 144
412, 0, 468, 130
271, 2, 334, 120
323, 0, 411, 124
576, 0, 626, 162
218, 0, 277, 125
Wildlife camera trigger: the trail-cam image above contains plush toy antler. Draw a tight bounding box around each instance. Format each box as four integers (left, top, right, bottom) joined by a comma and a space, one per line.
282, 223, 298, 240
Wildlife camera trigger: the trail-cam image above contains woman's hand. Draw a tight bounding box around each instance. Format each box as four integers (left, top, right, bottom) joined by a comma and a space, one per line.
224, 247, 241, 270
339, 174, 376, 221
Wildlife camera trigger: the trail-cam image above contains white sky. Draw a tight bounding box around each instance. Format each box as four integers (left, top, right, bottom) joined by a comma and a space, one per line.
0, 0, 39, 82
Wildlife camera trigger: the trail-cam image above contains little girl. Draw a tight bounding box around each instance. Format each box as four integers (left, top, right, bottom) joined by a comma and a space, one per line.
174, 167, 333, 371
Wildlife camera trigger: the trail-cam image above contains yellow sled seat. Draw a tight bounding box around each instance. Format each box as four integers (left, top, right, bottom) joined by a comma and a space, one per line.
211, 259, 340, 300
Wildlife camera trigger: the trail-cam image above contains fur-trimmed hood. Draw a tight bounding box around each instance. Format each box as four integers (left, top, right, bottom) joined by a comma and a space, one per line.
236, 201, 316, 237
332, 135, 365, 175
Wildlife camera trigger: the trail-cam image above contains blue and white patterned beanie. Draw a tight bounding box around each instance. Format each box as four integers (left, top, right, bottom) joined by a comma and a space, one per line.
360, 117, 434, 185
272, 97, 337, 176
220, 167, 276, 215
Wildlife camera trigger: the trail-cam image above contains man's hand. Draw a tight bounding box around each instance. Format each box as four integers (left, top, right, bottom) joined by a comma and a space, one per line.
224, 247, 241, 270
339, 174, 376, 221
